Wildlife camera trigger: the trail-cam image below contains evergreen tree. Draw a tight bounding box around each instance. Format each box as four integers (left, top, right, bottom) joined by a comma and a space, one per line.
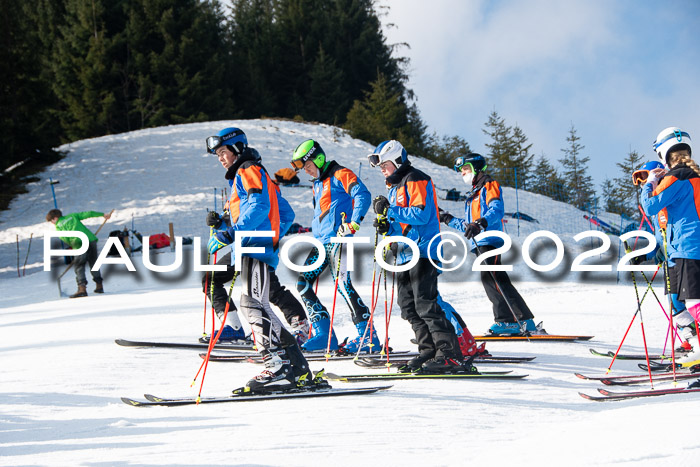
306, 46, 347, 123
606, 149, 644, 218
531, 155, 569, 203
344, 73, 426, 156
425, 134, 472, 169
559, 124, 595, 210
0, 0, 63, 205
482, 110, 534, 188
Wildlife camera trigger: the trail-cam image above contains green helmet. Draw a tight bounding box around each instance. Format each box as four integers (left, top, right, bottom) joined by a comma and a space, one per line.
292, 139, 326, 170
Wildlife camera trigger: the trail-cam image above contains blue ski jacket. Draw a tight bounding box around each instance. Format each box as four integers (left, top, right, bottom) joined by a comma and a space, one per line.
641, 164, 700, 261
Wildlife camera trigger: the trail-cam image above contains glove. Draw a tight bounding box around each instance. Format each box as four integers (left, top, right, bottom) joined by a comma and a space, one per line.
337, 221, 360, 237
646, 168, 665, 190
373, 216, 389, 235
629, 254, 644, 266
207, 230, 233, 254
438, 208, 453, 224
206, 211, 222, 228
389, 242, 398, 258
373, 196, 390, 216
464, 218, 488, 239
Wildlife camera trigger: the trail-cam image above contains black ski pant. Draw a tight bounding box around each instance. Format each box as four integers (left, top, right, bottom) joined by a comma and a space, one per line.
396, 258, 461, 359
477, 245, 534, 322
202, 252, 305, 326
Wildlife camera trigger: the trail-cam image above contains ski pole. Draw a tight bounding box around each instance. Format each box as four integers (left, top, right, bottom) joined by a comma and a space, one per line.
16, 235, 20, 278
384, 254, 397, 368
624, 242, 654, 389
660, 229, 678, 383
22, 233, 33, 276
353, 238, 385, 361
473, 242, 529, 340
326, 213, 346, 360
194, 272, 239, 401
353, 228, 381, 361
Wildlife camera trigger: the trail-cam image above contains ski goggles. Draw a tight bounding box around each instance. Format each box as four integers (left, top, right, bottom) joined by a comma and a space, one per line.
290, 157, 308, 170
206, 136, 223, 154
632, 169, 649, 186
367, 154, 383, 167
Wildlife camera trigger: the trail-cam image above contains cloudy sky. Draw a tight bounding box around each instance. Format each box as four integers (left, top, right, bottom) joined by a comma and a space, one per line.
378, 0, 700, 187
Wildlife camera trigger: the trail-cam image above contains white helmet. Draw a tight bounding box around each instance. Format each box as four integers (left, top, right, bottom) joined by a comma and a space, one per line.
367, 140, 408, 168
653, 127, 692, 164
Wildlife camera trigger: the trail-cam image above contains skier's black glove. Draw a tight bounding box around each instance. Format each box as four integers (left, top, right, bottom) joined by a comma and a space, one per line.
373, 216, 389, 235
206, 211, 222, 228
438, 208, 453, 224
629, 254, 645, 266
372, 196, 390, 216
464, 218, 488, 239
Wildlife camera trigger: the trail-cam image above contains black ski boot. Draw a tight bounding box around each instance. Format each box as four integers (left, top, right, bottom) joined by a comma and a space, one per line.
398, 351, 435, 373
245, 348, 295, 393
285, 343, 314, 388
421, 356, 475, 374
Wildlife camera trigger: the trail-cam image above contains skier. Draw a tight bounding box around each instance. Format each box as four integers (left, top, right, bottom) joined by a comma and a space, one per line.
204, 135, 310, 345
632, 161, 696, 351
641, 127, 700, 373
439, 153, 539, 335
368, 140, 465, 373
46, 209, 112, 298
290, 139, 377, 353
205, 127, 312, 392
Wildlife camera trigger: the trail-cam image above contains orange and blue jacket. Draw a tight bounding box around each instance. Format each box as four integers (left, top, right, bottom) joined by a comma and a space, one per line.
641, 164, 700, 260
311, 161, 370, 244
447, 172, 505, 251
385, 163, 442, 265
222, 151, 287, 267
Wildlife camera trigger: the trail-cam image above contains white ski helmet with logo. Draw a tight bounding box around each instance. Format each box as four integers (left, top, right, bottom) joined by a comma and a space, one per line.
653, 127, 692, 164
367, 140, 408, 168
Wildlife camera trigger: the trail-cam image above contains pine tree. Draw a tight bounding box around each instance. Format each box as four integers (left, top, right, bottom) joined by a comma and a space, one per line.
482, 110, 533, 188
531, 155, 569, 203
606, 149, 644, 218
425, 134, 472, 169
344, 73, 426, 156
559, 124, 595, 210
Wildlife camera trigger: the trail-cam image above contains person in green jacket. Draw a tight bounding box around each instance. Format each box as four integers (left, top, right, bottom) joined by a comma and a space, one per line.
46, 209, 112, 298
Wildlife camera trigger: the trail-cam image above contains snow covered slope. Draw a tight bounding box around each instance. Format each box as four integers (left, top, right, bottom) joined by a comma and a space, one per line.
1, 120, 698, 466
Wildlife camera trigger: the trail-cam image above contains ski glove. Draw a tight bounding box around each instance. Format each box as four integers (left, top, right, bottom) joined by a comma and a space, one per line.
207, 230, 234, 254
438, 208, 453, 224
337, 221, 360, 237
372, 196, 390, 216
373, 216, 390, 235
464, 218, 488, 239
206, 211, 230, 229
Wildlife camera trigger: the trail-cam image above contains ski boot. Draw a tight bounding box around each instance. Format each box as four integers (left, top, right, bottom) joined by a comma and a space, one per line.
199, 325, 248, 344
420, 355, 474, 374
458, 326, 489, 357
290, 317, 310, 345
284, 343, 313, 388
245, 348, 296, 393
678, 349, 700, 368
687, 378, 700, 390
93, 280, 104, 294
398, 351, 435, 373
341, 321, 381, 354
488, 321, 521, 335
301, 318, 338, 352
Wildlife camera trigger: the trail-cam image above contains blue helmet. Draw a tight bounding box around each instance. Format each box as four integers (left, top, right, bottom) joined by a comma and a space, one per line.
454, 153, 487, 173
632, 161, 664, 186
368, 140, 408, 168
206, 127, 248, 155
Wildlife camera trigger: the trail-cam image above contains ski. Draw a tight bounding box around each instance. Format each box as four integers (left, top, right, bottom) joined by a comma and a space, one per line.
354, 355, 534, 368
475, 334, 593, 342
115, 338, 253, 351
579, 386, 700, 401
199, 350, 413, 362
600, 373, 699, 386
575, 370, 695, 382
122, 385, 392, 407
323, 371, 527, 382
588, 348, 686, 360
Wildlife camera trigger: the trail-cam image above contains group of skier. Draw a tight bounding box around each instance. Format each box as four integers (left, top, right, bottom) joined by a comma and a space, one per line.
200, 126, 542, 391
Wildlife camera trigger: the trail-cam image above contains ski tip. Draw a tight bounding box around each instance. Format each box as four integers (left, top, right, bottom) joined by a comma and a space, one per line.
574, 373, 589, 380
121, 397, 145, 406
